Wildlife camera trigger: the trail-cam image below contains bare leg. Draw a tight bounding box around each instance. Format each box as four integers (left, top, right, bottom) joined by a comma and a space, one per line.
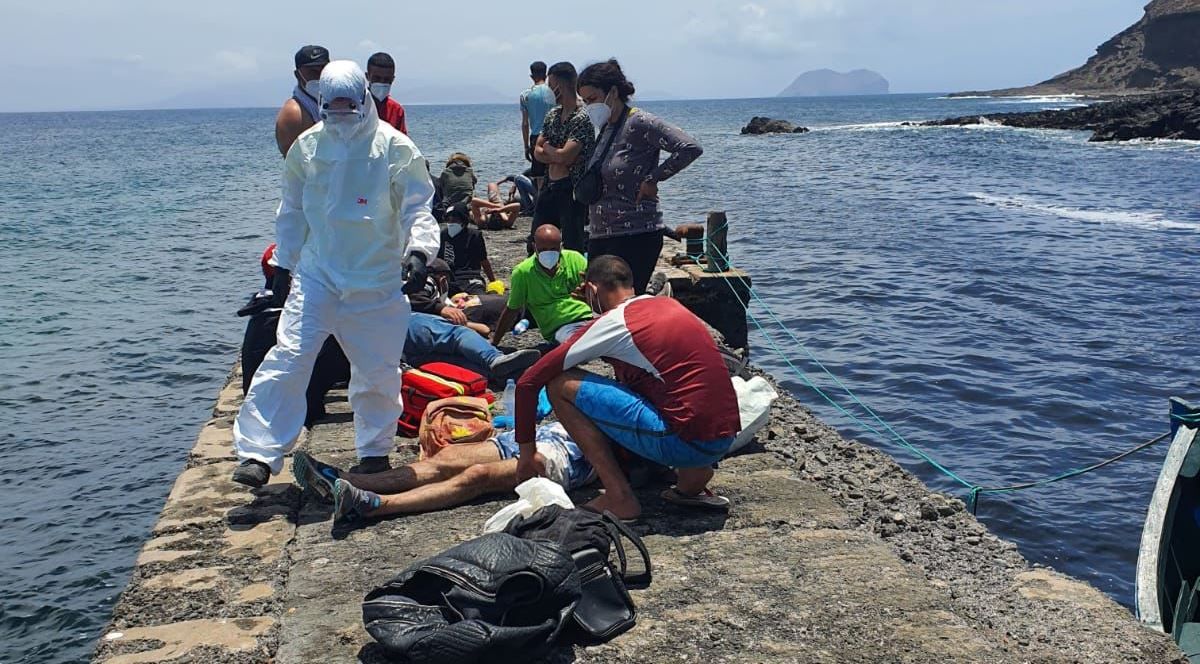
344, 441, 501, 494
369, 460, 519, 516
675, 467, 715, 495
547, 371, 642, 519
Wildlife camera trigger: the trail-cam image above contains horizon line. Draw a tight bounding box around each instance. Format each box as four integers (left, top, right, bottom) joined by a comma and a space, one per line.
0, 91, 953, 115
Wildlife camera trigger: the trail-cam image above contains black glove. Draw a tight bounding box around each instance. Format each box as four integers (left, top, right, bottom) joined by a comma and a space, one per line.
402, 252, 427, 295
270, 268, 292, 307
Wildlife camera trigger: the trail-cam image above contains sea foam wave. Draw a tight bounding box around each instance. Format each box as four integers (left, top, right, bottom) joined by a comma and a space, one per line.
969, 192, 1200, 231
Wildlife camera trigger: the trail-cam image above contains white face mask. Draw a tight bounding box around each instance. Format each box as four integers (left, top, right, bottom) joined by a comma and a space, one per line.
537, 250, 560, 270
303, 78, 322, 98
369, 82, 391, 102
585, 102, 610, 128
446, 223, 463, 237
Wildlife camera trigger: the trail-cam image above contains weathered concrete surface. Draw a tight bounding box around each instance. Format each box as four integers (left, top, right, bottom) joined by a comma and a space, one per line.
94, 224, 1183, 663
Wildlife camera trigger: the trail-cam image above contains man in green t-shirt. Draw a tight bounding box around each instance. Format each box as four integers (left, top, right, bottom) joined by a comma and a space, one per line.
492, 225, 594, 345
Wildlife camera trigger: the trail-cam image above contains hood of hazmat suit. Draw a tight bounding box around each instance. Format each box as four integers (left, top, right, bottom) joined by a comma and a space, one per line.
272, 60, 440, 298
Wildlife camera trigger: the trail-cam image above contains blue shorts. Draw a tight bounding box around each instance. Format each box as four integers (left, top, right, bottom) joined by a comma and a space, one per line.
493, 423, 596, 490
573, 374, 733, 468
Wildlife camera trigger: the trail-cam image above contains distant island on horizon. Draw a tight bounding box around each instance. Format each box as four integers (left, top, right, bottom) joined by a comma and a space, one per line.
777, 69, 889, 97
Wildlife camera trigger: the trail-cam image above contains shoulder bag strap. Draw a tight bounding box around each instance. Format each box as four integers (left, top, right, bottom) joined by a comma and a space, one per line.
602, 511, 652, 587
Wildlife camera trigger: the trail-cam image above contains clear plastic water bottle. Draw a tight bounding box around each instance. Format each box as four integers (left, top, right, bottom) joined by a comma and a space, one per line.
502, 379, 517, 415
513, 319, 530, 336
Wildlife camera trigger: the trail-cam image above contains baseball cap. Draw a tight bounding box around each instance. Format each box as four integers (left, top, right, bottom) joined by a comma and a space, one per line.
446, 201, 471, 221
295, 45, 330, 69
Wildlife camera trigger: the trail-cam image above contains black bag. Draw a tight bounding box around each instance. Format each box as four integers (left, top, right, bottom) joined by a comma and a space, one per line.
504, 505, 651, 643
362, 533, 581, 663
573, 108, 630, 206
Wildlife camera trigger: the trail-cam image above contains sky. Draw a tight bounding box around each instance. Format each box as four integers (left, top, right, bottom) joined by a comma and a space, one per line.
0, 0, 1150, 112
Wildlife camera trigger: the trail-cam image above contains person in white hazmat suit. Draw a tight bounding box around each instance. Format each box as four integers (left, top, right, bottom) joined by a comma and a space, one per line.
231, 60, 441, 488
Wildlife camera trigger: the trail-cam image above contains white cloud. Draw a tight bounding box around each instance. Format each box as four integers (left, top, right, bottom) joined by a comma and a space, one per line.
518, 31, 596, 49
214, 49, 258, 73
684, 0, 845, 59
358, 39, 380, 52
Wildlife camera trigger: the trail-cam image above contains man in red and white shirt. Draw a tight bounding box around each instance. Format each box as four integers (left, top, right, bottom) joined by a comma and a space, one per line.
514, 255, 741, 519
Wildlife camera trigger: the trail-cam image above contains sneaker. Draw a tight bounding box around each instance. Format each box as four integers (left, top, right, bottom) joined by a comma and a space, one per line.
333, 479, 382, 522
489, 348, 541, 379
349, 456, 391, 475
646, 272, 671, 298
292, 451, 342, 503
231, 459, 270, 488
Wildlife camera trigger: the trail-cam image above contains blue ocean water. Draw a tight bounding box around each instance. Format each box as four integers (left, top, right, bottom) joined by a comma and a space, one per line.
0, 94, 1197, 662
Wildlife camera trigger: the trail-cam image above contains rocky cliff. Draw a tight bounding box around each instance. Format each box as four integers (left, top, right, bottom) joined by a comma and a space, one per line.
963, 0, 1200, 96
778, 69, 889, 97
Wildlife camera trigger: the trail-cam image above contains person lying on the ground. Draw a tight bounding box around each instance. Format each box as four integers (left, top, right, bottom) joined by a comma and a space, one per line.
470, 181, 523, 230
495, 174, 536, 216
408, 258, 491, 336
491, 224, 593, 346
291, 422, 596, 521
437, 202, 496, 294
513, 255, 741, 520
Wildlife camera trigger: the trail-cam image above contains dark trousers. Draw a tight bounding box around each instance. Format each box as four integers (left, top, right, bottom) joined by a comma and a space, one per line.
240, 310, 348, 426
531, 178, 587, 254
588, 230, 665, 294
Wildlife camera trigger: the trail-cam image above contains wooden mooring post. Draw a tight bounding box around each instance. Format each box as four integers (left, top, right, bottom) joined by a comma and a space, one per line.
659, 211, 751, 350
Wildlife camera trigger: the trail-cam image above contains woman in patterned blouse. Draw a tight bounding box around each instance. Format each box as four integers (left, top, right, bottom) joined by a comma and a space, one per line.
578, 59, 703, 293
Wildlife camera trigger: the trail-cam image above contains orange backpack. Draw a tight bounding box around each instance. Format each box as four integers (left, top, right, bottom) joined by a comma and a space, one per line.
418, 396, 495, 459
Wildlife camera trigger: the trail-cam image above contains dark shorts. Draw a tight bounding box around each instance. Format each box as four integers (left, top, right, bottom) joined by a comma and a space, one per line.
573, 374, 732, 468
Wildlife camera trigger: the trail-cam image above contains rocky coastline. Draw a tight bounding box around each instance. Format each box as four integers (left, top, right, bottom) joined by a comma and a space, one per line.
922, 90, 1200, 141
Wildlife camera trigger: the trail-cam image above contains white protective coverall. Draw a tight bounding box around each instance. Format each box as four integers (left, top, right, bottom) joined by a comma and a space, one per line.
234, 60, 441, 473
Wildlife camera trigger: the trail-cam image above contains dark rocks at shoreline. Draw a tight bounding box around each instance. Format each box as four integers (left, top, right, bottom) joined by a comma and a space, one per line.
741, 117, 810, 135
923, 90, 1200, 141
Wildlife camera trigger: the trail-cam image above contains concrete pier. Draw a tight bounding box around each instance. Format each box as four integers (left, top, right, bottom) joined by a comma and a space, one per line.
93, 225, 1182, 663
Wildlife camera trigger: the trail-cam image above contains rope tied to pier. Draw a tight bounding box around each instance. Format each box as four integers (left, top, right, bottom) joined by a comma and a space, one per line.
684, 235, 1174, 514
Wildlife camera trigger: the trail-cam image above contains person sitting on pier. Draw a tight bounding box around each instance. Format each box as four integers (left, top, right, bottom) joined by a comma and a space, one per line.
491, 224, 594, 347
437, 202, 497, 294
512, 255, 740, 520
290, 423, 595, 521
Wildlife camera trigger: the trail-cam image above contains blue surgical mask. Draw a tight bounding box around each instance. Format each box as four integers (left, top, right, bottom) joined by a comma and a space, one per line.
537, 250, 560, 270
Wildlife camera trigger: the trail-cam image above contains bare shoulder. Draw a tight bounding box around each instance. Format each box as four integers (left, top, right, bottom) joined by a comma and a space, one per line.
276, 98, 304, 126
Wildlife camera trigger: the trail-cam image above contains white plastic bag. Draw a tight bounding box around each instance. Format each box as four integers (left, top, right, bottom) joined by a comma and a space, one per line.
482, 476, 575, 533
726, 376, 779, 454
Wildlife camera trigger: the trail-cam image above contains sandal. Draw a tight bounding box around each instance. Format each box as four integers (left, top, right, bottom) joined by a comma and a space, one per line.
661, 487, 731, 510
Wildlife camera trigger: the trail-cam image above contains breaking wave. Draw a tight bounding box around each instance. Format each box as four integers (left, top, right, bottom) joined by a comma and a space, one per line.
969, 192, 1200, 231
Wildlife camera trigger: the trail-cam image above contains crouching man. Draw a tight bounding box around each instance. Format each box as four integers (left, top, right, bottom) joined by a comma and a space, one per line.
291, 423, 595, 521
514, 255, 741, 520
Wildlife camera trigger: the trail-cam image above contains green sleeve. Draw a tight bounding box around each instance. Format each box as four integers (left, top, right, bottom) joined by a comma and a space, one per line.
507, 266, 527, 310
